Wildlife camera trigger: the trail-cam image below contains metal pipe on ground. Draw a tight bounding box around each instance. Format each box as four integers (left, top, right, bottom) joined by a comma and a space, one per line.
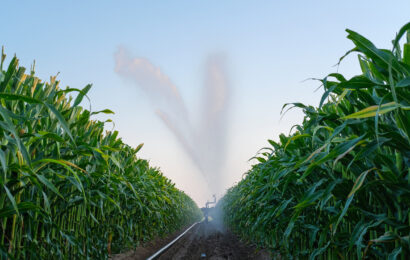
146, 221, 201, 260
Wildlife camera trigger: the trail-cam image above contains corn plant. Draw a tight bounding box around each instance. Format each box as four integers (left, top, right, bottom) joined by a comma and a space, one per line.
221, 23, 410, 259
0, 49, 202, 259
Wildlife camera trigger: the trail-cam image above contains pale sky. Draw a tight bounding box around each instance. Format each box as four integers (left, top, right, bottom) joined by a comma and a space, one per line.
1, 1, 409, 205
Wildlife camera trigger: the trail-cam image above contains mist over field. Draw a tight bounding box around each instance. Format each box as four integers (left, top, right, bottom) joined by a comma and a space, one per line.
115, 47, 231, 198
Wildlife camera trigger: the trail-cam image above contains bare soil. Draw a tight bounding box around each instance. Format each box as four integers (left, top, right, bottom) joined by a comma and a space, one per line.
158, 222, 271, 260
111, 226, 191, 260
113, 221, 271, 260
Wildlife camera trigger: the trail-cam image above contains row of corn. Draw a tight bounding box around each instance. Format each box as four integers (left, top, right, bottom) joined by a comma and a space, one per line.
0, 49, 202, 259
221, 23, 410, 259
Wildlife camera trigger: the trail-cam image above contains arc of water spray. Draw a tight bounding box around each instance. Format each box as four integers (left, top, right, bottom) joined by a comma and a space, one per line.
114, 47, 230, 195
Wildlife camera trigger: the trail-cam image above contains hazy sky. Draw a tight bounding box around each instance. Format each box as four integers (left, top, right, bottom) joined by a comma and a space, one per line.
1, 1, 409, 205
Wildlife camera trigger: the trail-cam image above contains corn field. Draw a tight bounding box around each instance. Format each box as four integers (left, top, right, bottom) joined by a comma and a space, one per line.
221, 23, 410, 259
0, 49, 202, 259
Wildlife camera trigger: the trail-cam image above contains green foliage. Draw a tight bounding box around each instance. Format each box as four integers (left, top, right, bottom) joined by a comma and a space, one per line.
221, 23, 410, 259
0, 52, 202, 259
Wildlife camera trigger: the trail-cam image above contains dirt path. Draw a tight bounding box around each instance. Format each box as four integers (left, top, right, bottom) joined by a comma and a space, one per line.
111, 225, 191, 260
113, 221, 270, 260
158, 221, 270, 260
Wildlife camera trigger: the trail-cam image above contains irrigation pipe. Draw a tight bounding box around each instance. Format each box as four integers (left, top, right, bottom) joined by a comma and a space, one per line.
146, 221, 201, 260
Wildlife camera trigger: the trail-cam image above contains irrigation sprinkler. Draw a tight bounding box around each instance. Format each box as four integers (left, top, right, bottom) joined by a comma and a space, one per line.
204, 194, 216, 223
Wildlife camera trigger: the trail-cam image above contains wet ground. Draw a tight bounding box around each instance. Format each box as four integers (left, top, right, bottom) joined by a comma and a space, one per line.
113, 221, 270, 260
158, 221, 270, 260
